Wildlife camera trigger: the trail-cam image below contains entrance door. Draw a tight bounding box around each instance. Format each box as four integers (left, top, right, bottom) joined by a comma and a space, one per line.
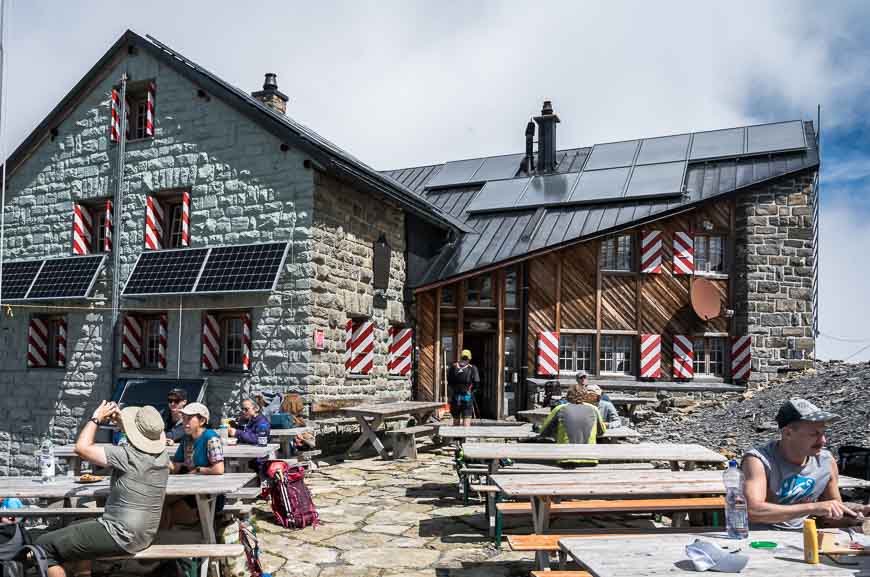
463, 333, 497, 419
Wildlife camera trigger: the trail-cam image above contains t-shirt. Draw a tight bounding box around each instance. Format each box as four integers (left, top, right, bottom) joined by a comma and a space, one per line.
742, 440, 834, 530
597, 399, 621, 428
539, 402, 606, 464
100, 444, 170, 553
172, 429, 224, 469
161, 408, 185, 442
447, 363, 480, 397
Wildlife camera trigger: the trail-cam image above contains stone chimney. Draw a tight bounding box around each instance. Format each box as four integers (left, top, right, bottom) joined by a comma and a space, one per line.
252, 73, 289, 115
534, 100, 560, 173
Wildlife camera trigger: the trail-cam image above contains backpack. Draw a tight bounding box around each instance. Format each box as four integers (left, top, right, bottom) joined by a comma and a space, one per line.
260, 460, 318, 529
0, 525, 49, 577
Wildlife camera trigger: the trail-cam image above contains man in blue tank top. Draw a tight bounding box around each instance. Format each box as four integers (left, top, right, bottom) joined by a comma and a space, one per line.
742, 398, 870, 529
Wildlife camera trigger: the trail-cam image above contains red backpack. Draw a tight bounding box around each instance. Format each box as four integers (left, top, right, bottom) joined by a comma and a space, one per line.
260, 460, 319, 529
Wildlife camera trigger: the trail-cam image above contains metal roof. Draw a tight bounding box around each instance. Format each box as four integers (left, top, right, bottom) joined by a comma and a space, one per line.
383, 122, 819, 288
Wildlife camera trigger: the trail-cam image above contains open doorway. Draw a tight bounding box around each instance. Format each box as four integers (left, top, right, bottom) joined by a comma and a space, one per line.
463, 332, 497, 419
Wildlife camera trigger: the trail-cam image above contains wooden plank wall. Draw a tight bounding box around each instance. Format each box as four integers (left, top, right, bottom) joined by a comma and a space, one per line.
601, 275, 636, 331
560, 243, 597, 329
416, 291, 436, 400
527, 253, 558, 375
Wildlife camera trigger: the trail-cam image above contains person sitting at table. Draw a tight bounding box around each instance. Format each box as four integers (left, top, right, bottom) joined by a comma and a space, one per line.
162, 387, 188, 445
36, 401, 169, 577
228, 397, 270, 445
742, 398, 870, 529
539, 384, 606, 467
581, 381, 621, 429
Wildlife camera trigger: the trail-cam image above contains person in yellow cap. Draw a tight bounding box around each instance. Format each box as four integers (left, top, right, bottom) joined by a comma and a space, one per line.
447, 349, 479, 426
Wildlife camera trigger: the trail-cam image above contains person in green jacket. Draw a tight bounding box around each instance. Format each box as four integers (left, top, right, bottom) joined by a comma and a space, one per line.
539, 384, 606, 467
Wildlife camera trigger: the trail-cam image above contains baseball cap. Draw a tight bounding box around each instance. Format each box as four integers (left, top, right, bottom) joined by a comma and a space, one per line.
685, 539, 749, 573
460, 349, 472, 360
775, 398, 839, 429
575, 370, 589, 381
167, 388, 188, 401
182, 402, 210, 421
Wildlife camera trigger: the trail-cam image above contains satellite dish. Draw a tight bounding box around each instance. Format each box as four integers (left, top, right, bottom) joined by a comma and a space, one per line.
691, 278, 721, 321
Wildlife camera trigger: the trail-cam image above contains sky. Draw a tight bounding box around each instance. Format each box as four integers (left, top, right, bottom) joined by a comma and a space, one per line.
3, 0, 870, 360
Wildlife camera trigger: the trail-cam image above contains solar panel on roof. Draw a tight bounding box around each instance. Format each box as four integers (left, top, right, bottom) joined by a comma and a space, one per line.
584, 140, 640, 170
195, 242, 288, 294
569, 167, 631, 203
515, 173, 580, 208
424, 158, 485, 189
27, 255, 105, 300
466, 178, 530, 213
123, 248, 209, 296
636, 134, 691, 165
470, 154, 524, 182
624, 161, 686, 199
0, 260, 43, 300
690, 127, 745, 160
747, 121, 806, 154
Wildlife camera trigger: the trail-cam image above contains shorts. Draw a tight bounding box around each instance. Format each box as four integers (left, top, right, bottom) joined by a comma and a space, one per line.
450, 395, 474, 418
35, 519, 126, 567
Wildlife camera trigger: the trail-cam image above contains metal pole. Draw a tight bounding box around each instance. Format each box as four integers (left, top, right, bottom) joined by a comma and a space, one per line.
0, 0, 9, 306
176, 296, 183, 378
110, 74, 128, 390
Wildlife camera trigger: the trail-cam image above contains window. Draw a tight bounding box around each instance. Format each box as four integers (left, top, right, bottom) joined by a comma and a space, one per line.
559, 334, 593, 373
142, 317, 165, 370
72, 201, 112, 255
693, 337, 725, 377
465, 274, 493, 307
166, 200, 185, 249
93, 204, 109, 253
27, 316, 67, 369
600, 235, 634, 271
121, 313, 167, 371
202, 311, 252, 372
695, 235, 725, 273
441, 286, 456, 307
600, 335, 633, 375
122, 81, 155, 141
223, 316, 245, 370
145, 192, 190, 250
505, 268, 518, 308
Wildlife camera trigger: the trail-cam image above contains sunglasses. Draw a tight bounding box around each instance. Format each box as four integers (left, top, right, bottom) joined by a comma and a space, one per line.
168, 398, 184, 404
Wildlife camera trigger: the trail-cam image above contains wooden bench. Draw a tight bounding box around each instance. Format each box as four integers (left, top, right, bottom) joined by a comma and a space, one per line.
102, 543, 243, 560
531, 572, 591, 577
386, 425, 437, 460
2, 507, 103, 518
227, 486, 262, 502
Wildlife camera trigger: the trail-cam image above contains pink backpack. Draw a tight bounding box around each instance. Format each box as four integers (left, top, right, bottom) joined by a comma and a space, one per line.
260, 460, 319, 529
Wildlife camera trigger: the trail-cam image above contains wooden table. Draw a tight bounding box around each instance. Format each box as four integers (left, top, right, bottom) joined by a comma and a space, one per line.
341, 401, 445, 458
0, 473, 256, 577
55, 443, 278, 473
437, 425, 537, 441
270, 427, 313, 457
516, 407, 642, 439
560, 529, 870, 576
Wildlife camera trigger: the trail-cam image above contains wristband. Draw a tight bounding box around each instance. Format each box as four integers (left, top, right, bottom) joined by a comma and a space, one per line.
89, 417, 100, 425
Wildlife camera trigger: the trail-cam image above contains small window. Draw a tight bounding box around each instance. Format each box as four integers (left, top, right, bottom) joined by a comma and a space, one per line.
27, 316, 67, 369
142, 316, 165, 370
695, 235, 725, 273
505, 268, 518, 308
202, 311, 252, 373
166, 200, 185, 249
600, 335, 633, 375
121, 313, 166, 371
123, 81, 155, 141
600, 235, 634, 271
559, 334, 593, 373
465, 274, 493, 307
693, 337, 725, 377
441, 286, 456, 307
93, 204, 109, 253
146, 193, 189, 250
223, 316, 246, 370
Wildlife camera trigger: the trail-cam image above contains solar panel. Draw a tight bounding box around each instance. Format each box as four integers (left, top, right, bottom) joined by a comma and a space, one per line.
515, 173, 580, 208
584, 140, 640, 170
690, 127, 745, 160
424, 158, 485, 189
27, 255, 105, 300
624, 161, 686, 199
569, 167, 631, 203
469, 154, 524, 182
0, 260, 43, 300
636, 134, 691, 165
122, 248, 209, 296
466, 178, 530, 213
195, 242, 288, 294
747, 121, 806, 154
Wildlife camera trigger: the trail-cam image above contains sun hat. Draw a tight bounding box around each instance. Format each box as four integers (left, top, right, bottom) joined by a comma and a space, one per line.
460, 349, 472, 360
182, 402, 210, 422
584, 383, 603, 396
117, 405, 166, 454
775, 398, 839, 429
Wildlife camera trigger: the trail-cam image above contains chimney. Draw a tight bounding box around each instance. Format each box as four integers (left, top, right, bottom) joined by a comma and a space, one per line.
523, 120, 536, 174
533, 100, 560, 173
252, 73, 289, 115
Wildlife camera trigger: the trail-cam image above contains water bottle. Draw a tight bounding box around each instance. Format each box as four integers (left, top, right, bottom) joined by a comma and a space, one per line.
724, 459, 749, 539
256, 422, 269, 447
219, 423, 229, 443
39, 439, 55, 483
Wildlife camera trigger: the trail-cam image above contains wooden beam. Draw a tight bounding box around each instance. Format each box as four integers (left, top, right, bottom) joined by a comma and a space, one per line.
595, 241, 602, 376
457, 281, 465, 358
434, 287, 442, 402
497, 269, 506, 419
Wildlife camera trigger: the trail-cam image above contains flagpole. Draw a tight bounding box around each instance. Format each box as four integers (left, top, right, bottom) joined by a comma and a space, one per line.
110, 73, 128, 390
0, 0, 9, 307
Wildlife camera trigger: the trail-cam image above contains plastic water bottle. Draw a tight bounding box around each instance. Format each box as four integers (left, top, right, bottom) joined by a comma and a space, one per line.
724, 459, 749, 539
256, 422, 269, 447
39, 439, 55, 483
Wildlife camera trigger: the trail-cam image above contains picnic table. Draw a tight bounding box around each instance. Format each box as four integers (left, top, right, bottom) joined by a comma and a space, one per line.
270, 426, 313, 457
437, 425, 538, 441
0, 473, 256, 577
55, 443, 278, 473
559, 529, 870, 576
341, 401, 445, 458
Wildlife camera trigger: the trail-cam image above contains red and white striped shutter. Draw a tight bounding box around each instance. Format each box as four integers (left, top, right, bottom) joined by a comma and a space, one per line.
145, 195, 164, 250
180, 192, 191, 247
72, 204, 93, 255
641, 231, 663, 273
731, 336, 752, 382
639, 334, 662, 378
122, 314, 143, 369
242, 313, 252, 371
388, 327, 413, 376
202, 313, 220, 371
349, 320, 375, 375
157, 314, 168, 370
536, 331, 559, 376
110, 89, 121, 142
104, 200, 113, 252
27, 318, 49, 368
673, 232, 694, 275
56, 318, 67, 368
672, 335, 694, 379
344, 319, 353, 372
145, 82, 155, 137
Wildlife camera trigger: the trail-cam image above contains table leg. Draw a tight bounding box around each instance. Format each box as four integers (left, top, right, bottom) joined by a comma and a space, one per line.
531, 496, 552, 570
348, 416, 386, 457
670, 460, 681, 471
195, 494, 217, 577
487, 460, 500, 537
279, 437, 291, 458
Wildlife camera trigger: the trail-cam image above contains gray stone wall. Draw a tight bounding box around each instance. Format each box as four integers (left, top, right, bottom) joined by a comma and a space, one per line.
734, 170, 817, 383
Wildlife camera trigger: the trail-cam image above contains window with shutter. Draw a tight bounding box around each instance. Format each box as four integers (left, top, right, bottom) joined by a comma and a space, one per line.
27, 316, 67, 369
121, 313, 167, 370
345, 318, 374, 375
202, 311, 252, 372
145, 191, 191, 250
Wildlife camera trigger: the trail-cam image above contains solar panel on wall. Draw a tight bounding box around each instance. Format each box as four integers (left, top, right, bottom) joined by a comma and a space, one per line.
624, 161, 686, 199
0, 260, 44, 300
122, 248, 209, 296
27, 255, 106, 300
194, 242, 288, 293
568, 167, 631, 203
424, 158, 485, 189
584, 140, 640, 170
466, 178, 530, 213
746, 121, 806, 154
635, 134, 691, 165
514, 172, 580, 208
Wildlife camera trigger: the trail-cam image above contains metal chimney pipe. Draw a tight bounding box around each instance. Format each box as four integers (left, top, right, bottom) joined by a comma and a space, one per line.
524, 120, 536, 174
534, 100, 560, 173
